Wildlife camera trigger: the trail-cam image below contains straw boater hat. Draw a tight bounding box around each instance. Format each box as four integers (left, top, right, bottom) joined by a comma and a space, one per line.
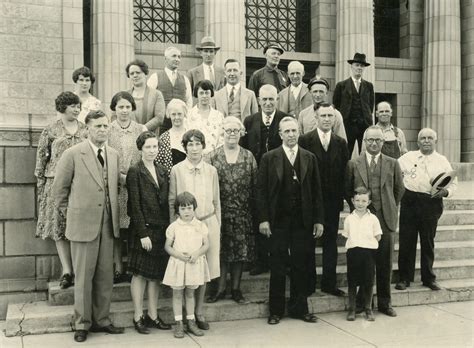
430, 170, 457, 195
347, 53, 371, 66
196, 36, 220, 51
263, 43, 284, 55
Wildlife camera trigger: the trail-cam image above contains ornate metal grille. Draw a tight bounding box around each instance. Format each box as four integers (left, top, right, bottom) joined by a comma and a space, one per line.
245, 0, 311, 53
374, 0, 400, 58
134, 0, 190, 43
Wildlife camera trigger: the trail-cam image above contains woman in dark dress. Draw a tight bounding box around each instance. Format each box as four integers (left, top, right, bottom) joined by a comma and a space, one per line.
206, 116, 258, 304
155, 98, 188, 173
127, 131, 172, 334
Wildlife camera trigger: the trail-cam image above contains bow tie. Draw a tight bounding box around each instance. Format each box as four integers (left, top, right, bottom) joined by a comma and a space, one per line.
189, 167, 201, 175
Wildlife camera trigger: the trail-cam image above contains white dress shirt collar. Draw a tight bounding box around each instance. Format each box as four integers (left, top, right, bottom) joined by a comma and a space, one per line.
365, 151, 381, 165
262, 110, 276, 124
282, 144, 299, 160
226, 83, 241, 95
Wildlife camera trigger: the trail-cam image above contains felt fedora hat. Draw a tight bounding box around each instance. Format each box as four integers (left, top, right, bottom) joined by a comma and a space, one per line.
263, 43, 284, 55
196, 36, 220, 50
430, 170, 457, 196
347, 52, 371, 66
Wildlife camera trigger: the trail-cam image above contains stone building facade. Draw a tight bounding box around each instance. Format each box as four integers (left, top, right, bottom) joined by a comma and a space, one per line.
0, 0, 472, 318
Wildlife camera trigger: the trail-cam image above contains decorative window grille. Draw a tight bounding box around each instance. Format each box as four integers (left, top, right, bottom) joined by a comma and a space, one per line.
134, 0, 190, 43
245, 0, 311, 53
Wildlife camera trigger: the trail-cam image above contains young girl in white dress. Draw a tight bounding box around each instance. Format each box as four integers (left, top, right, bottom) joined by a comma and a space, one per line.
163, 191, 211, 338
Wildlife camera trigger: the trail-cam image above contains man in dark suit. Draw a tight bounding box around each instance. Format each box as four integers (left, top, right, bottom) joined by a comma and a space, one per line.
333, 53, 374, 155
257, 116, 324, 325
345, 125, 405, 318
53, 111, 124, 342
240, 84, 290, 275
299, 103, 349, 297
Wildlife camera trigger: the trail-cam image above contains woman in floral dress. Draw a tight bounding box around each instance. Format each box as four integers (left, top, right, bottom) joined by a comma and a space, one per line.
186, 80, 224, 154
35, 91, 87, 289
206, 116, 257, 304
108, 91, 147, 283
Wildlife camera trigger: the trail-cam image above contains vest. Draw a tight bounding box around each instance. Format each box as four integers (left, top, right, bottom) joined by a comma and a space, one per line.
156, 70, 187, 106
288, 89, 297, 116
350, 81, 363, 122
259, 119, 271, 162
367, 157, 382, 212
228, 88, 241, 118
95, 148, 111, 215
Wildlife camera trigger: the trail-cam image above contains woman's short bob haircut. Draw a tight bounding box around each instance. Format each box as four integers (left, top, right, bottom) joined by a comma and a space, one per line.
125, 59, 149, 77
136, 131, 158, 151
182, 129, 206, 151
174, 191, 198, 214
72, 66, 96, 84
193, 79, 214, 98
110, 91, 137, 112
55, 91, 80, 113
166, 98, 188, 118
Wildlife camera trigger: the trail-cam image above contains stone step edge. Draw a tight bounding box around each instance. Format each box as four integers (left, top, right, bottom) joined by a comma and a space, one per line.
6, 278, 474, 337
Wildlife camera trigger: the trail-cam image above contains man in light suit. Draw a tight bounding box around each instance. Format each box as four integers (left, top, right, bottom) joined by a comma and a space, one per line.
299, 103, 349, 297
240, 84, 290, 276
214, 59, 258, 122
187, 36, 226, 92
345, 125, 405, 318
53, 110, 124, 342
257, 116, 324, 325
333, 52, 375, 155
277, 61, 312, 119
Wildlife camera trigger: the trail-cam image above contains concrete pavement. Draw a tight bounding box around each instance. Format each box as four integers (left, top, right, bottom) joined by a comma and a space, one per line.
1, 301, 473, 347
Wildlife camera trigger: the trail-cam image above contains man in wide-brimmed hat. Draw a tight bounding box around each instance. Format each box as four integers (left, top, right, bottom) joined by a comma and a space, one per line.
248, 43, 288, 98
333, 52, 375, 156
187, 36, 226, 91
397, 128, 458, 292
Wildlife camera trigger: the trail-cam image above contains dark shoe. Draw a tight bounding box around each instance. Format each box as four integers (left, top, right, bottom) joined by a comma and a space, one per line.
89, 324, 124, 334
379, 307, 397, 317
231, 289, 249, 304
300, 313, 318, 323
114, 271, 130, 284
365, 309, 375, 321
347, 311, 356, 321
186, 319, 204, 336
321, 288, 346, 297
267, 315, 281, 325
355, 307, 364, 314
395, 280, 410, 290
195, 315, 210, 330
206, 291, 226, 303
249, 266, 269, 276
74, 330, 88, 343
59, 273, 74, 289
133, 317, 150, 334
174, 321, 185, 339
423, 281, 441, 291
144, 314, 171, 330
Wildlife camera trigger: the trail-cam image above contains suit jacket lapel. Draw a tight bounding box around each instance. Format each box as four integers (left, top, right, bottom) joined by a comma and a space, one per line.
299, 148, 308, 183
328, 133, 338, 164
240, 89, 249, 115
253, 113, 262, 144
298, 84, 308, 103
81, 142, 104, 188
312, 131, 324, 162
355, 154, 369, 187
380, 154, 388, 187
139, 160, 159, 191
275, 147, 284, 183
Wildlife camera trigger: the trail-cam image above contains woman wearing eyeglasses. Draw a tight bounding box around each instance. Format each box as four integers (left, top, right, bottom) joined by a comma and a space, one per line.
205, 116, 258, 304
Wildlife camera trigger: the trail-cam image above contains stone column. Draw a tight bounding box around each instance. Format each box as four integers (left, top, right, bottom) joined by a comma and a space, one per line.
422, 0, 461, 162
335, 0, 375, 84
92, 0, 135, 112
204, 0, 246, 81
461, 0, 474, 162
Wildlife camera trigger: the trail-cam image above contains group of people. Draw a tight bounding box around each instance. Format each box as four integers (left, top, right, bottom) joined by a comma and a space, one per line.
34, 36, 457, 343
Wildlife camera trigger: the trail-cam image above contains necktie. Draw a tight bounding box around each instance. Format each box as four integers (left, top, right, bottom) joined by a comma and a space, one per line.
97, 148, 104, 167
322, 133, 329, 151
265, 115, 271, 127
370, 155, 376, 173
229, 87, 235, 103
289, 149, 296, 166
209, 66, 215, 86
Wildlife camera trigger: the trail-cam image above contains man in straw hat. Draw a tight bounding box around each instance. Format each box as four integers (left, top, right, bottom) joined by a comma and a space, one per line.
248, 43, 288, 98
396, 128, 458, 292
187, 36, 226, 91
333, 53, 374, 156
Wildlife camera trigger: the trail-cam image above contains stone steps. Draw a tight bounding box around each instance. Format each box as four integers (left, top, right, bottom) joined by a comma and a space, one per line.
47, 258, 474, 306
7, 278, 474, 337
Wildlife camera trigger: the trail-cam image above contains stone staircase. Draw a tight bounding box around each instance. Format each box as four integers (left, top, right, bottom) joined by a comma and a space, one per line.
5, 194, 474, 337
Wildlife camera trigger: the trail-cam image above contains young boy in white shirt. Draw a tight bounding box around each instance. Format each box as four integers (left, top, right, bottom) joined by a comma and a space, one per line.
340, 187, 382, 321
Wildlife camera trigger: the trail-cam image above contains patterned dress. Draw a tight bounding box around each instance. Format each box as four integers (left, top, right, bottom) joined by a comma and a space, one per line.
155, 129, 187, 175
207, 147, 257, 263
187, 105, 224, 154
108, 120, 146, 228
34, 120, 87, 240
77, 94, 101, 123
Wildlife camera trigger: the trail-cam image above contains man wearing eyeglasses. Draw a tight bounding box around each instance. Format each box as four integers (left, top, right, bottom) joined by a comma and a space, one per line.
345, 125, 405, 318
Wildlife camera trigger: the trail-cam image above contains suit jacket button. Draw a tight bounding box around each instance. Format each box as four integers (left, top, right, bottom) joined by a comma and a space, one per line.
98, 188, 103, 192
98, 204, 102, 207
